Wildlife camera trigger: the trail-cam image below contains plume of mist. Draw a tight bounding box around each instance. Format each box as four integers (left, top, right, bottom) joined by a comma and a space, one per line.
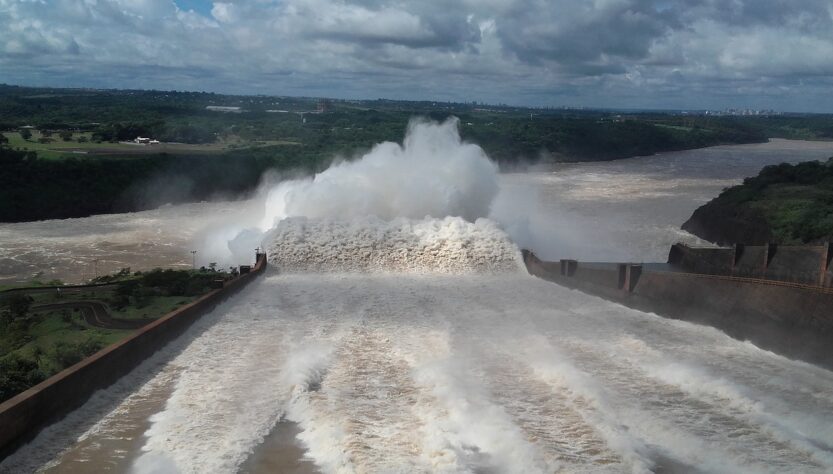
200, 117, 508, 265
260, 117, 498, 227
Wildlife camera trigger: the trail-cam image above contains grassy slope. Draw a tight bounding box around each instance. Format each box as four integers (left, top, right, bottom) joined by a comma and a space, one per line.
2, 131, 298, 159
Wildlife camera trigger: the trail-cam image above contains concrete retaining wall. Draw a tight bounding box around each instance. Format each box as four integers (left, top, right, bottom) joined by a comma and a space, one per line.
765, 246, 829, 286
0, 254, 267, 459
668, 244, 734, 275
669, 243, 833, 287
523, 250, 833, 370
733, 245, 768, 279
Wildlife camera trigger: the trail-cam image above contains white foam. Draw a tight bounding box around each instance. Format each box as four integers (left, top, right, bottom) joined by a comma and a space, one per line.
265, 216, 522, 274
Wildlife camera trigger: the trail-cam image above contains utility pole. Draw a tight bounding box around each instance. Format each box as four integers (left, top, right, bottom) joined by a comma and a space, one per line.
191, 250, 198, 269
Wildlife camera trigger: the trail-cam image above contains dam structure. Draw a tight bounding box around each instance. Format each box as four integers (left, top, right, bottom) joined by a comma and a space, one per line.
4, 126, 833, 473
523, 242, 833, 370
3, 232, 833, 473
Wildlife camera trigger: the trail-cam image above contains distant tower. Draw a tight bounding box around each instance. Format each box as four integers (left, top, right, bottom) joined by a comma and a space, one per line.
317, 98, 331, 113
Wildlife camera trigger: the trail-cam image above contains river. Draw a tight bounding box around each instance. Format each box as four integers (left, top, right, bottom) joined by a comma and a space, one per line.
2, 139, 833, 473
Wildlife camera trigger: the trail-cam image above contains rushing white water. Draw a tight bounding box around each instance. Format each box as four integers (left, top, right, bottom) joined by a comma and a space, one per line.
3, 129, 833, 473
265, 216, 521, 274
7, 268, 832, 473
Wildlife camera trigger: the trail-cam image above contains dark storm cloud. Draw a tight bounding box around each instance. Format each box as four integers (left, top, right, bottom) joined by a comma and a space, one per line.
1, 0, 832, 111
496, 0, 675, 67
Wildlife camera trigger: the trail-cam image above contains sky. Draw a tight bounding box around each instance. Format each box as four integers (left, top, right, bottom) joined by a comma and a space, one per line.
1, 0, 833, 112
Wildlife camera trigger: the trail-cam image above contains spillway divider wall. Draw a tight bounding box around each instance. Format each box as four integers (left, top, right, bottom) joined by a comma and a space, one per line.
521, 249, 833, 371
0, 253, 268, 460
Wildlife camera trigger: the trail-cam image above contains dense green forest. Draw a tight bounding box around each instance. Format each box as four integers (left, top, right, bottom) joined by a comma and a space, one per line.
1, 84, 831, 222
683, 158, 833, 245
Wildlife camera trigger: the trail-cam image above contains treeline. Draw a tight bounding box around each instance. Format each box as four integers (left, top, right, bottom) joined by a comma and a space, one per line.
460, 117, 766, 163
89, 121, 218, 144
0, 112, 769, 222
682, 158, 833, 245
0, 146, 331, 222
3, 84, 827, 223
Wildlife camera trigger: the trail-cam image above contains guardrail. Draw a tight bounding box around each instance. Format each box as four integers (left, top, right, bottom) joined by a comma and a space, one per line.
649, 268, 833, 294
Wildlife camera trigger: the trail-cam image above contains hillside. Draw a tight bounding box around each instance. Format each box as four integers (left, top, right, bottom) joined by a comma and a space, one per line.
682, 158, 833, 245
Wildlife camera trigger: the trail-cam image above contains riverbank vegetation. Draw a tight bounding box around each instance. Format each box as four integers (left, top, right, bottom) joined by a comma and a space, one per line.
0, 267, 233, 403
2, 84, 831, 222
683, 158, 833, 245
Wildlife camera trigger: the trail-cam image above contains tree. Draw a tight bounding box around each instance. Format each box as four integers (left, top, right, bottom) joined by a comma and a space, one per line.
0, 134, 7, 146
59, 130, 73, 141
20, 129, 32, 140
1, 293, 33, 319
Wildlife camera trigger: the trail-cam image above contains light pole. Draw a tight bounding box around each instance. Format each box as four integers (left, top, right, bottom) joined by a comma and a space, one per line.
190, 250, 198, 269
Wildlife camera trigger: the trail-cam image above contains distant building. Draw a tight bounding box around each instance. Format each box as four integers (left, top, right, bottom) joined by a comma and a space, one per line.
206, 106, 242, 113
317, 99, 331, 113
135, 137, 151, 144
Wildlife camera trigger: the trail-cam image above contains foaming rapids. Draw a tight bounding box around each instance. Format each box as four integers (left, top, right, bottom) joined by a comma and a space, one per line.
216, 117, 519, 273
266, 216, 521, 273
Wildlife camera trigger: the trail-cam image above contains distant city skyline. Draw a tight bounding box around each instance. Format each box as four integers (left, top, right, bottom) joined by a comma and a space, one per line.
2, 0, 833, 113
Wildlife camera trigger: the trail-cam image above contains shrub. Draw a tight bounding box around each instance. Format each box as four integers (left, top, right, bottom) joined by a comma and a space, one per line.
51, 338, 103, 369
0, 354, 45, 402
1, 293, 33, 318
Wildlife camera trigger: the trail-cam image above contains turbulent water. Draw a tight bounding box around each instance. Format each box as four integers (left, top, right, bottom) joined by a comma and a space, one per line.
5, 267, 833, 473
3, 133, 833, 473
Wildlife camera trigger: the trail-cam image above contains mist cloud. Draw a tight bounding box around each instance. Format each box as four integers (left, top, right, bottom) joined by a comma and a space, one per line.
202, 117, 503, 264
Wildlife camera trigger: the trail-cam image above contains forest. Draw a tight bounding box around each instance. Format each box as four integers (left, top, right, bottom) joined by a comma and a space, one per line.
683, 158, 833, 245
2, 84, 831, 222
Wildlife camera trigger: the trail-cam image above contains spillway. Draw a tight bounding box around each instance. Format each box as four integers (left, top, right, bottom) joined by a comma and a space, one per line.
4, 134, 833, 473
4, 256, 833, 473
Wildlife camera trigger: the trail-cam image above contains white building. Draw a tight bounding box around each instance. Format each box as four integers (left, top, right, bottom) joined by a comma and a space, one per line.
206, 106, 242, 113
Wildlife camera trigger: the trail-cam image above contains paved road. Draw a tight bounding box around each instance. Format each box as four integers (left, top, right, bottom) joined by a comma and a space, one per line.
30, 300, 153, 330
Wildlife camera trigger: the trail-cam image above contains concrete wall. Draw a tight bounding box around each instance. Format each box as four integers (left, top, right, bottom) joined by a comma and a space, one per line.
524, 250, 833, 370
668, 244, 734, 275
765, 245, 829, 286
0, 254, 267, 459
669, 243, 833, 287
732, 245, 768, 279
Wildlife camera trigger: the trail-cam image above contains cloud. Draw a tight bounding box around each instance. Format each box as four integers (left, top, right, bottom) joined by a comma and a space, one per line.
0, 0, 832, 111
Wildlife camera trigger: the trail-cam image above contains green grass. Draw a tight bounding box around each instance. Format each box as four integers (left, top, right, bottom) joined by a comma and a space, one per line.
2, 131, 300, 160
114, 295, 196, 320
4, 131, 129, 159
653, 123, 695, 132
